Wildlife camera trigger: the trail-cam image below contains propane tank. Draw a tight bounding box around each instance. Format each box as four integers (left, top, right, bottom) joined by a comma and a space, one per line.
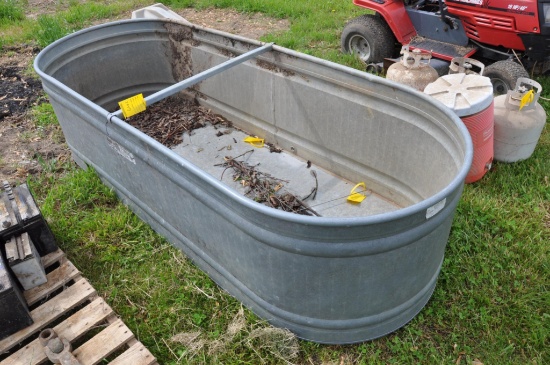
386, 45, 439, 91
494, 78, 547, 162
424, 73, 494, 183
448, 57, 485, 76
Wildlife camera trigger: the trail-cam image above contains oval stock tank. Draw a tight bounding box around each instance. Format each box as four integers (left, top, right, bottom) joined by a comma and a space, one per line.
34, 19, 473, 344
425, 74, 494, 183
494, 78, 547, 162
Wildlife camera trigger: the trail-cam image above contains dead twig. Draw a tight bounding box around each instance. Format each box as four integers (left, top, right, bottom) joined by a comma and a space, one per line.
217, 153, 317, 216
302, 170, 318, 201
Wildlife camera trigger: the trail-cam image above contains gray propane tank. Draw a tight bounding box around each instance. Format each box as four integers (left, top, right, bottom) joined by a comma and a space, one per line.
494, 77, 547, 162
386, 45, 438, 91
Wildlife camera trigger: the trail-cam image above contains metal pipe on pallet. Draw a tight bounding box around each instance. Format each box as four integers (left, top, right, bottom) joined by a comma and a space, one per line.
109, 42, 274, 121
39, 328, 81, 365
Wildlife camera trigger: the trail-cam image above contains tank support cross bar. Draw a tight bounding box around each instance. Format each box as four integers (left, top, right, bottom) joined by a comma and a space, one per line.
110, 42, 274, 120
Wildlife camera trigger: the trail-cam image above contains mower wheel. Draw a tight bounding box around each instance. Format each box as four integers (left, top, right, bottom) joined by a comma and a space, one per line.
484, 60, 529, 95
341, 15, 396, 64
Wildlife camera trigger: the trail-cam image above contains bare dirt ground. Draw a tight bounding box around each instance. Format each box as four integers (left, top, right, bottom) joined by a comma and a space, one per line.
0, 45, 69, 184
179, 8, 289, 40
0, 6, 289, 185
25, 0, 63, 19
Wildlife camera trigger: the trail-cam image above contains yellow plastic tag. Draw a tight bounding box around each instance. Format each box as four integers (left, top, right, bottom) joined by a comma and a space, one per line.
243, 136, 265, 148
118, 93, 146, 119
347, 182, 367, 204
519, 89, 534, 111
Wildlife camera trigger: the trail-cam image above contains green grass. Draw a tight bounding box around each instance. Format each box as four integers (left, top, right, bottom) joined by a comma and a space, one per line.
34, 15, 72, 48
0, 0, 152, 48
31, 102, 58, 127
0, 0, 24, 25
33, 2, 129, 47
0, 0, 25, 47
6, 0, 549, 363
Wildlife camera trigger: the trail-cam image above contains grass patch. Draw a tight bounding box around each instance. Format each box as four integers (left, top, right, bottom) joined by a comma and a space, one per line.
31, 103, 58, 127
33, 1, 124, 47
1, 0, 152, 49
31, 167, 300, 364
0, 0, 24, 25
34, 15, 72, 47
17, 0, 550, 364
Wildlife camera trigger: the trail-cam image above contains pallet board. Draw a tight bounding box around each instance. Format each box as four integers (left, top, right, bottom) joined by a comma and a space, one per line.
0, 250, 158, 365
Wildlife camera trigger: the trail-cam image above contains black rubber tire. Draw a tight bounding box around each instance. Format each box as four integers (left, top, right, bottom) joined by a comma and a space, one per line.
341, 14, 397, 64
484, 60, 529, 95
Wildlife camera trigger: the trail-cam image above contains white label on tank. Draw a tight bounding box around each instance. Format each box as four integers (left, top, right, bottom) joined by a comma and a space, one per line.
108, 138, 136, 164
426, 198, 446, 219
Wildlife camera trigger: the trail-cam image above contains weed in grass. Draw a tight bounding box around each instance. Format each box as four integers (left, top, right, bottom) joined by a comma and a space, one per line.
63, 2, 118, 28
33, 2, 128, 47
31, 102, 58, 127
0, 23, 29, 47
35, 154, 69, 175
35, 15, 71, 47
0, 0, 24, 25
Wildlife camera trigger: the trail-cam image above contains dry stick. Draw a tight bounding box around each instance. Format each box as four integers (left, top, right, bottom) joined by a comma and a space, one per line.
311, 170, 318, 199
162, 337, 183, 362
294, 197, 321, 217
253, 182, 316, 216
216, 150, 255, 181
302, 170, 318, 201
216, 152, 315, 215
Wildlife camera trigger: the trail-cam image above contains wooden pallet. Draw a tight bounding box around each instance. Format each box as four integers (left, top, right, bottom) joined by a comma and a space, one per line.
0, 249, 158, 365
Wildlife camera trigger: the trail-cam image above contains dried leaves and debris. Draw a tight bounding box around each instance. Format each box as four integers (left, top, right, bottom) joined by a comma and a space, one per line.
245, 327, 299, 364
216, 150, 319, 216
207, 307, 247, 355
127, 95, 318, 216
170, 307, 299, 364
0, 65, 43, 121
126, 96, 231, 147
170, 331, 206, 357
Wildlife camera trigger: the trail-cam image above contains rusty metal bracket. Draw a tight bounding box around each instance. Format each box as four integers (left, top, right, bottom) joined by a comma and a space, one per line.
39, 328, 81, 365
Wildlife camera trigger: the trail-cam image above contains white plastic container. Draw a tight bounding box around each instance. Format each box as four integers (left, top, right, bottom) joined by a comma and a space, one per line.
494, 78, 546, 162
424, 73, 494, 183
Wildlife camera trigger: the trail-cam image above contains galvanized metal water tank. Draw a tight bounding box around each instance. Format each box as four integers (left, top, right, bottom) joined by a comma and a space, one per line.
34, 19, 473, 344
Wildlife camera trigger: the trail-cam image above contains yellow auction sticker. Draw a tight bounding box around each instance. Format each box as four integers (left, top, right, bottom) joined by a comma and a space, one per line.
519, 89, 534, 111
243, 136, 265, 148
347, 182, 367, 204
118, 93, 146, 119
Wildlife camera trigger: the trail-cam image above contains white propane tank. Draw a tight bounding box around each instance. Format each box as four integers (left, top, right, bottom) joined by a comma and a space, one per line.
386, 45, 438, 91
494, 77, 547, 162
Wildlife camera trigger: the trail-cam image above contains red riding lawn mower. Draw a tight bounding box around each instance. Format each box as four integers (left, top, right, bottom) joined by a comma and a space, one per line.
342, 0, 550, 93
